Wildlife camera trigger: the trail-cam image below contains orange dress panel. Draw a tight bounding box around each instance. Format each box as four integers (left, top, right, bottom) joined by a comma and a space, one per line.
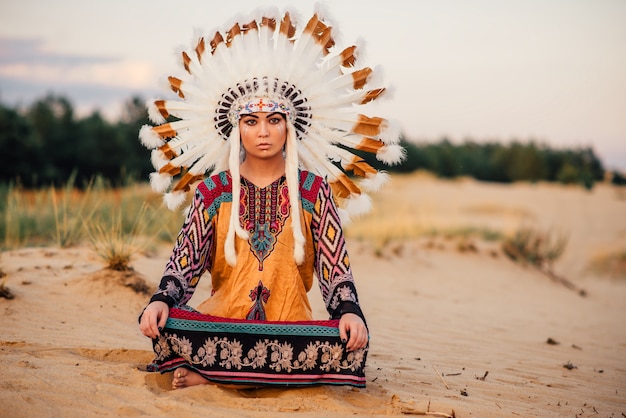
196, 189, 316, 321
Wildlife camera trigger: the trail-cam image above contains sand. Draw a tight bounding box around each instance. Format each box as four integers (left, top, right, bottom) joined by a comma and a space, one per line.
1, 174, 625, 417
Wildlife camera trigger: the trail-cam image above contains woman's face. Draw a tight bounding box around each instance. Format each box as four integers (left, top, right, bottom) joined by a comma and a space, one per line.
239, 112, 287, 162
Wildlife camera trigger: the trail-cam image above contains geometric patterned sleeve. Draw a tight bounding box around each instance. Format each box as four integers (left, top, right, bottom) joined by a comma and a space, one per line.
148, 185, 214, 308
310, 178, 366, 324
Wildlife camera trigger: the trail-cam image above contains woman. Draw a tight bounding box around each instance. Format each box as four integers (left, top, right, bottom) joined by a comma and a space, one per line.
140, 104, 369, 389
137, 8, 404, 389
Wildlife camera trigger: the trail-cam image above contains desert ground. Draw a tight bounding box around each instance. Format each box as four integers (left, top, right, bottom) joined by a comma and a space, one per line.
1, 173, 625, 417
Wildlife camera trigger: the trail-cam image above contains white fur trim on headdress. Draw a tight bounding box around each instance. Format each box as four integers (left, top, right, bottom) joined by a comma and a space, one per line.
224, 127, 249, 267
164, 191, 187, 211
149, 172, 173, 193
285, 120, 305, 264
139, 125, 164, 149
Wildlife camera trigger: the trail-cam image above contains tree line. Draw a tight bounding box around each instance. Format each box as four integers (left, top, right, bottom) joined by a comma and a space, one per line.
387, 138, 612, 189
0, 95, 152, 188
0, 94, 622, 189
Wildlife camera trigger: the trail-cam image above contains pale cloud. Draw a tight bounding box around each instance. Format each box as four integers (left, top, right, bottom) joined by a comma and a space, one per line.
0, 60, 156, 89
0, 38, 156, 90
0, 38, 116, 66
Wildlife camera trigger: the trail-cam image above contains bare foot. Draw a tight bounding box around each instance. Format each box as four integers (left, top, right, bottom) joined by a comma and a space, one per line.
172, 368, 209, 389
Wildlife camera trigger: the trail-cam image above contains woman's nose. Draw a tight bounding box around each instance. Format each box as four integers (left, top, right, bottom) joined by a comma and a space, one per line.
259, 121, 270, 136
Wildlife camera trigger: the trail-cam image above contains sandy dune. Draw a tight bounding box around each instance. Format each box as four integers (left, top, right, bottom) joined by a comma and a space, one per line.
1, 175, 625, 417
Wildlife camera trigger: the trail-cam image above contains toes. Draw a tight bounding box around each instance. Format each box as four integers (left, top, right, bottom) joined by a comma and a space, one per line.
172, 369, 187, 389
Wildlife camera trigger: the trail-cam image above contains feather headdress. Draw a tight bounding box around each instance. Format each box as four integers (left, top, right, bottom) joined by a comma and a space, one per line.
140, 6, 405, 265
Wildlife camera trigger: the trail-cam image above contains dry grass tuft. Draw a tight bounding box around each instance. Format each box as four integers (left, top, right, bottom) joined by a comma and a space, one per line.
501, 226, 568, 270
502, 226, 586, 296
85, 202, 159, 272
1, 178, 183, 251
586, 250, 626, 279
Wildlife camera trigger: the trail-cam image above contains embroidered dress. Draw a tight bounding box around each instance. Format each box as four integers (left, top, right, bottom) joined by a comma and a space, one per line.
144, 170, 368, 387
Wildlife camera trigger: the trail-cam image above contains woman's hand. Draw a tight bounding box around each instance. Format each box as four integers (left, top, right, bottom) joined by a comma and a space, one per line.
339, 313, 368, 352
139, 301, 170, 339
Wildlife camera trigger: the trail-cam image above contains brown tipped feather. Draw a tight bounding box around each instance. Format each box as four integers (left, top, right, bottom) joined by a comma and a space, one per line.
361, 88, 386, 104
306, 16, 335, 53
280, 12, 296, 38
352, 114, 385, 137
225, 23, 241, 47
158, 163, 181, 176
182, 51, 191, 74
353, 136, 385, 154
261, 16, 276, 32
158, 143, 177, 159
154, 100, 170, 119
330, 173, 361, 199
154, 124, 177, 140
194, 37, 205, 64
319, 27, 335, 55
168, 76, 185, 99
345, 158, 377, 177
242, 20, 258, 32
173, 172, 204, 192
303, 14, 320, 36
351, 68, 372, 90
209, 32, 224, 54
340, 45, 357, 67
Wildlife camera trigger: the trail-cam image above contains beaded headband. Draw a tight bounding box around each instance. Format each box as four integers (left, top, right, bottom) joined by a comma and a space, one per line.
228, 96, 293, 126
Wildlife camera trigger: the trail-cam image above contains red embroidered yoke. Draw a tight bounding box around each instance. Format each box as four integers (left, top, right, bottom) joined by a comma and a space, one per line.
149, 170, 364, 322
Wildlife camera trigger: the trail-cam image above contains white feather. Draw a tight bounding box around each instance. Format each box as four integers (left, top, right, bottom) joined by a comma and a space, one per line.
188, 140, 230, 175
380, 83, 395, 101
378, 118, 402, 144
344, 192, 372, 217
150, 149, 170, 170
164, 191, 187, 210
139, 125, 164, 149
313, 3, 341, 44
360, 171, 389, 192
171, 44, 187, 72
149, 172, 172, 193
159, 99, 214, 120
146, 100, 167, 124
377, 144, 406, 165
337, 206, 351, 226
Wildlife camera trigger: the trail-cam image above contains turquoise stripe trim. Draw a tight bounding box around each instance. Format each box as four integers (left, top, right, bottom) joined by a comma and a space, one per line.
300, 171, 318, 214
205, 192, 232, 219
302, 171, 316, 191
201, 175, 232, 220
165, 318, 340, 337
218, 171, 229, 185
205, 177, 216, 189
301, 198, 315, 214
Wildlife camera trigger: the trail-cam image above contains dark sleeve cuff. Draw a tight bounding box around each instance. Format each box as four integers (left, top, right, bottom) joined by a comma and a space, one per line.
334, 301, 367, 328
149, 293, 176, 308
137, 294, 176, 324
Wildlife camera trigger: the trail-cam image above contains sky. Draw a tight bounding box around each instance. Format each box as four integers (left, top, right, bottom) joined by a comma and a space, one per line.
1, 0, 625, 170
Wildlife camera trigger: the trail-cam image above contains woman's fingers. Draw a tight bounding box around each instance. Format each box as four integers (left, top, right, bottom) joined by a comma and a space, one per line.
340, 313, 368, 351
139, 302, 169, 339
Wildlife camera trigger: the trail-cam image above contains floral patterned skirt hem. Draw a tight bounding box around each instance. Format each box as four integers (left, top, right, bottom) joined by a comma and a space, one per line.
147, 307, 368, 388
